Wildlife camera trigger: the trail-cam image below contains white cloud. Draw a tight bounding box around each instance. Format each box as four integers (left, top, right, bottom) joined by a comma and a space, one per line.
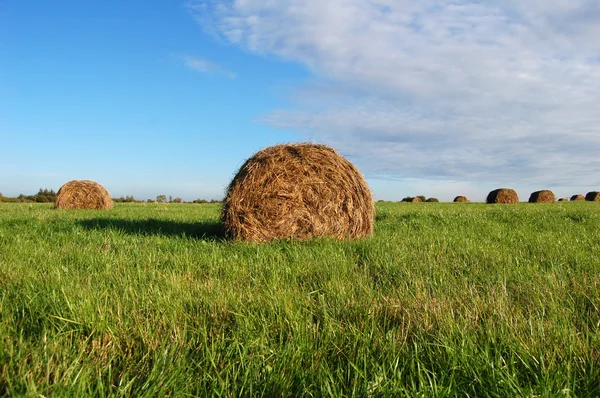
182, 55, 237, 79
188, 0, 600, 190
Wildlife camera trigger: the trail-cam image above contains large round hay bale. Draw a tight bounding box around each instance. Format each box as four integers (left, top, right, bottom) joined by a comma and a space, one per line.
528, 190, 556, 203
55, 180, 113, 210
453, 195, 470, 203
486, 188, 519, 204
410, 197, 422, 203
222, 143, 374, 242
585, 191, 600, 201
571, 194, 585, 201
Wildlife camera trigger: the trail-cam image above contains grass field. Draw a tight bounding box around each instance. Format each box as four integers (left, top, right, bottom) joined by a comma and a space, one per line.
1, 202, 599, 396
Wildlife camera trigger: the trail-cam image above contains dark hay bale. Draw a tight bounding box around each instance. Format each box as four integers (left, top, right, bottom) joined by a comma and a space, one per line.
222, 143, 374, 242
453, 196, 470, 203
571, 194, 585, 201
55, 180, 113, 210
558, 198, 569, 202
426, 198, 439, 202
486, 188, 519, 204
410, 197, 422, 203
585, 191, 600, 201
528, 190, 556, 203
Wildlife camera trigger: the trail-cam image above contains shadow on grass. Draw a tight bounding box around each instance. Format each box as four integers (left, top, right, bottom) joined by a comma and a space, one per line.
78, 218, 225, 241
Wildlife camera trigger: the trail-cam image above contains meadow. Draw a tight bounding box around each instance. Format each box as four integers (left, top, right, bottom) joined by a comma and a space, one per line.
1, 201, 599, 396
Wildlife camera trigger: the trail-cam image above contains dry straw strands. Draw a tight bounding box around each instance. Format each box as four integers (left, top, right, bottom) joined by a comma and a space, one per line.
55, 180, 113, 210
453, 196, 470, 203
528, 190, 556, 203
486, 188, 519, 204
585, 191, 600, 201
222, 143, 374, 242
571, 194, 585, 201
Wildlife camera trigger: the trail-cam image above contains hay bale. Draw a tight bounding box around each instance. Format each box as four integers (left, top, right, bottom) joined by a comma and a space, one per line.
410, 197, 422, 203
585, 191, 600, 201
558, 198, 569, 202
571, 194, 585, 201
54, 180, 113, 210
528, 190, 556, 203
453, 196, 470, 203
486, 188, 519, 204
222, 143, 374, 242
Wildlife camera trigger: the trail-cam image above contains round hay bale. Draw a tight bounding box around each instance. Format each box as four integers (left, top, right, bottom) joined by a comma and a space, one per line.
453, 195, 470, 203
558, 198, 569, 202
410, 197, 422, 203
486, 188, 519, 204
55, 180, 113, 210
528, 190, 556, 203
585, 191, 600, 201
222, 143, 374, 242
570, 194, 585, 201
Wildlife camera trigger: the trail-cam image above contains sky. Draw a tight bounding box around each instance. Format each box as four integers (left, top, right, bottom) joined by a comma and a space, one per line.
1, 1, 599, 202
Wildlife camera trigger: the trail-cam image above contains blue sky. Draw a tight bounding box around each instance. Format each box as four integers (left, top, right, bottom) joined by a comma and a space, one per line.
1, 1, 599, 201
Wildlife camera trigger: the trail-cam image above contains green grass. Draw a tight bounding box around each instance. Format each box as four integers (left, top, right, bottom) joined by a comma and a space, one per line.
1, 201, 599, 396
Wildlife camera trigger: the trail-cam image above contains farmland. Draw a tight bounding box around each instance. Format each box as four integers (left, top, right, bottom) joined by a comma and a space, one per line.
1, 202, 599, 396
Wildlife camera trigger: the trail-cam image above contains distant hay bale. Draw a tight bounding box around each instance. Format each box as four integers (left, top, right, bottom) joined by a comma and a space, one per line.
571, 194, 585, 201
453, 196, 470, 203
558, 198, 569, 202
54, 180, 113, 210
528, 190, 556, 203
585, 191, 600, 201
222, 143, 374, 242
410, 197, 422, 203
486, 188, 519, 204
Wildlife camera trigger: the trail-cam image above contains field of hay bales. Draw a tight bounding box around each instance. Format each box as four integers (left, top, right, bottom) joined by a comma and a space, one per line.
1, 201, 600, 396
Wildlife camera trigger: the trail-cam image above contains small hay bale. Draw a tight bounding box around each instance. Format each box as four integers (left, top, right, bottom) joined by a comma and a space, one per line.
585, 191, 600, 201
528, 190, 556, 203
571, 194, 585, 201
558, 198, 569, 202
222, 143, 374, 242
410, 197, 422, 203
486, 188, 519, 204
453, 196, 470, 203
55, 180, 113, 210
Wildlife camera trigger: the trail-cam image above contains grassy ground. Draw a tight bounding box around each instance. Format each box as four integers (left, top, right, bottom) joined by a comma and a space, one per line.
1, 201, 599, 396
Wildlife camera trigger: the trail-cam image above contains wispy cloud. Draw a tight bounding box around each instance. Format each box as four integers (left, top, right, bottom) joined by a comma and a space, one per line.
189, 0, 600, 188
181, 55, 236, 79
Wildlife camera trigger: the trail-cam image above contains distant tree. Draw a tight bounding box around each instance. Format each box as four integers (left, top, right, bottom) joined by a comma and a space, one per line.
401, 196, 412, 202
22, 188, 58, 203
156, 195, 167, 203
113, 195, 138, 203
193, 199, 208, 204
172, 197, 182, 203
168, 195, 173, 203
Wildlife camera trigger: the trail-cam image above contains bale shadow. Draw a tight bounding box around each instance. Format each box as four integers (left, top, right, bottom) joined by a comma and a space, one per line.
78, 218, 225, 241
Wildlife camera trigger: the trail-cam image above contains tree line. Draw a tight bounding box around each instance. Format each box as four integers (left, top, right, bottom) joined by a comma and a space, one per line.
0, 190, 222, 204
0, 188, 57, 203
